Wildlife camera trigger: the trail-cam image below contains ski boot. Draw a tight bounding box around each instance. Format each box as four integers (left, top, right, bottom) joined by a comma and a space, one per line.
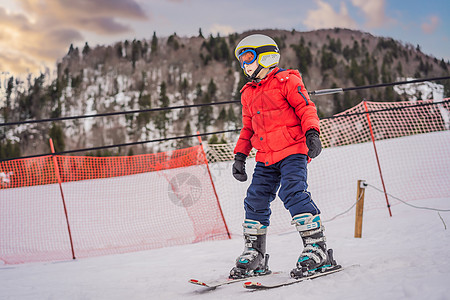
290, 213, 338, 279
229, 219, 271, 279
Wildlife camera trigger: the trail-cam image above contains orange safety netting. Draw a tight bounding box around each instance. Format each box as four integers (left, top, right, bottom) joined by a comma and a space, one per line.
0, 147, 202, 189
319, 99, 450, 148
1, 99, 449, 264
0, 145, 229, 264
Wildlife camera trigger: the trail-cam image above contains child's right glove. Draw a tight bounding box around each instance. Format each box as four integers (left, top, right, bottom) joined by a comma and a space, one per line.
232, 153, 248, 182
305, 129, 322, 158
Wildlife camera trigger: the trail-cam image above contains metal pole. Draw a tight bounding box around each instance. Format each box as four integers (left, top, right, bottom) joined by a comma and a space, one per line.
49, 138, 76, 259
196, 132, 231, 239
363, 102, 393, 217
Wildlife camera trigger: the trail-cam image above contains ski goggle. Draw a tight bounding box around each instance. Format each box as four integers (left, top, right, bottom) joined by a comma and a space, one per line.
238, 49, 257, 68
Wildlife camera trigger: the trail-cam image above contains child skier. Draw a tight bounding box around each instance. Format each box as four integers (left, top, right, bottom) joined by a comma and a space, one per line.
230, 34, 338, 279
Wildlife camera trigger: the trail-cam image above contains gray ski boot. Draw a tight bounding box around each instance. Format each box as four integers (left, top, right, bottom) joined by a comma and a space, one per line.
290, 213, 338, 279
229, 219, 271, 279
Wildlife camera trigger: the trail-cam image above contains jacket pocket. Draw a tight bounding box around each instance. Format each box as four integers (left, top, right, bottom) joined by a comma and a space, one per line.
250, 134, 262, 151
266, 126, 294, 151
287, 125, 304, 142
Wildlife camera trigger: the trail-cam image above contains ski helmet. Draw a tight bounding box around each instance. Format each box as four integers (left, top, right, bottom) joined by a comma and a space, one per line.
235, 34, 280, 79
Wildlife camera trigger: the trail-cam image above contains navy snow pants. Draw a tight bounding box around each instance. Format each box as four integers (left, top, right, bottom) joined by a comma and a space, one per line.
244, 154, 320, 226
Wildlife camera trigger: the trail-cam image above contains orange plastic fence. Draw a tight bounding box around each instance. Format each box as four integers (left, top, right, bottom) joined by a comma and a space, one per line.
0, 145, 229, 264
1, 99, 449, 264
319, 99, 450, 148
0, 147, 203, 189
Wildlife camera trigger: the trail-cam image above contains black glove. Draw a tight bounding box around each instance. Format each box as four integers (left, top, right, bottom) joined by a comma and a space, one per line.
232, 153, 248, 182
305, 130, 322, 158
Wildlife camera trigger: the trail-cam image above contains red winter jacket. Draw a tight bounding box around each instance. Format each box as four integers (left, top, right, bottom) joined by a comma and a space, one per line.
234, 67, 320, 166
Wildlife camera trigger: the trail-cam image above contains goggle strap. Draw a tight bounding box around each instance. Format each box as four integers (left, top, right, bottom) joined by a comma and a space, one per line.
255, 45, 278, 55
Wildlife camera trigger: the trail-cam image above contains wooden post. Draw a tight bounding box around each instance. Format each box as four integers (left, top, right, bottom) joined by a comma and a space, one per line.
354, 180, 366, 238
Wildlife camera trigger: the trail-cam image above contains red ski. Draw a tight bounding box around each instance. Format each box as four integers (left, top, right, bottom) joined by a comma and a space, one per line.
243, 265, 355, 289
189, 271, 282, 289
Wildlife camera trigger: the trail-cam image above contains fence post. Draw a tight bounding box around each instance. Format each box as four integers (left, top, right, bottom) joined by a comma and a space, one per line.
49, 138, 76, 259
354, 180, 366, 238
196, 132, 231, 239
363, 101, 392, 217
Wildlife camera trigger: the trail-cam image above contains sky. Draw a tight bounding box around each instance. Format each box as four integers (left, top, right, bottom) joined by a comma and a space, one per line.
0, 0, 449, 79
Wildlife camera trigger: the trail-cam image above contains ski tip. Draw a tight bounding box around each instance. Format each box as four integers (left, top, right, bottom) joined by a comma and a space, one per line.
189, 279, 207, 286
243, 281, 262, 289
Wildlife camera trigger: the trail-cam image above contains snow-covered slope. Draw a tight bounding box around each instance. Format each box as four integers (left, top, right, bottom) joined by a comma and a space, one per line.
0, 130, 449, 299
0, 197, 448, 299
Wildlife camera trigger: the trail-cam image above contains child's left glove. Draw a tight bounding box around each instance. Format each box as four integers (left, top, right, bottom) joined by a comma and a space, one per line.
232, 153, 248, 182
305, 129, 322, 158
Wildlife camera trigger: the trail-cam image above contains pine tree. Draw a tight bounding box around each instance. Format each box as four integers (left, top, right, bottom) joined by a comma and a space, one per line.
131, 39, 142, 69
195, 83, 203, 103
219, 39, 230, 61
396, 62, 403, 77
291, 37, 312, 74
155, 82, 170, 137
207, 78, 217, 100
68, 44, 75, 55
215, 107, 227, 130
122, 40, 129, 58
82, 42, 90, 56
167, 33, 180, 50
136, 93, 152, 126
349, 59, 364, 86
3, 77, 13, 122
320, 45, 337, 71
208, 134, 219, 144
440, 59, 448, 71
177, 121, 192, 149
115, 42, 123, 58
227, 105, 237, 124
49, 124, 65, 152
0, 140, 21, 160
197, 81, 215, 132
151, 32, 158, 54
180, 78, 189, 99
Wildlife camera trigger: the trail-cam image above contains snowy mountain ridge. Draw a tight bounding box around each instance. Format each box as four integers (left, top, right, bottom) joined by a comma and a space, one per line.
1, 28, 449, 158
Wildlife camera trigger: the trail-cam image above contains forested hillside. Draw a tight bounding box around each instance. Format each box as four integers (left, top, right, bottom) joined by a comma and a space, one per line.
1, 28, 449, 158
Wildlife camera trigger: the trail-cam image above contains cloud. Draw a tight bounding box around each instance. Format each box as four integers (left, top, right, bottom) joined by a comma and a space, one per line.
0, 0, 148, 77
0, 51, 42, 75
209, 24, 235, 36
19, 0, 148, 34
351, 0, 391, 28
421, 15, 440, 34
303, 0, 358, 30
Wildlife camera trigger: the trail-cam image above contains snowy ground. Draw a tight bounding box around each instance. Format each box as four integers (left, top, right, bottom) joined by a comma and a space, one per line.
1, 197, 449, 300
1, 131, 449, 299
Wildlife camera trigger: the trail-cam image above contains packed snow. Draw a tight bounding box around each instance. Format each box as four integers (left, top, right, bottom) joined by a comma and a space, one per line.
0, 197, 448, 299
1, 130, 450, 299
